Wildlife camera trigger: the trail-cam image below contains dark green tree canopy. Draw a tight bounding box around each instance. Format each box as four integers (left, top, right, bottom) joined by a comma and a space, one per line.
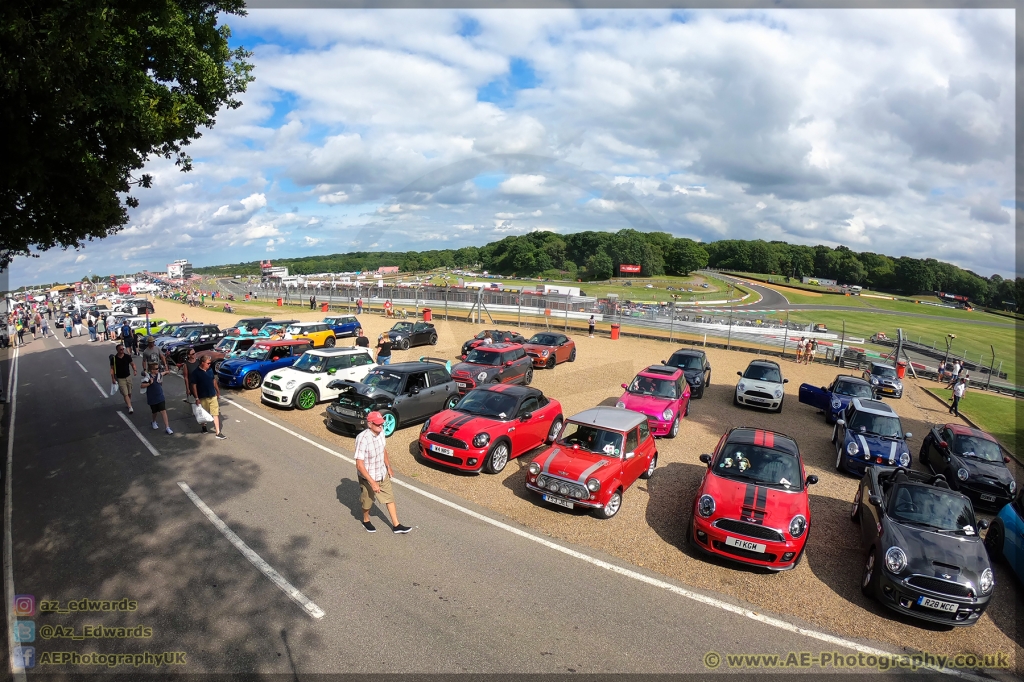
0, 0, 253, 268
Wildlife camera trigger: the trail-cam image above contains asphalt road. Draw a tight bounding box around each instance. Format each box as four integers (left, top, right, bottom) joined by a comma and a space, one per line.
2, 333, 947, 677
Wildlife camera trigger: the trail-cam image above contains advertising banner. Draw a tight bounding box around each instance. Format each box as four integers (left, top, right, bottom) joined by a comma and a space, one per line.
619, 264, 641, 274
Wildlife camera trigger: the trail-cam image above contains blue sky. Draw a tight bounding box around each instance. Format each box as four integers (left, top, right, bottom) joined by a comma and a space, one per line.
9, 8, 1015, 287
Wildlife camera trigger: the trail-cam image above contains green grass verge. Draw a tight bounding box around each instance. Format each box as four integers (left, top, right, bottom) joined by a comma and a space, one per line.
930, 388, 1020, 454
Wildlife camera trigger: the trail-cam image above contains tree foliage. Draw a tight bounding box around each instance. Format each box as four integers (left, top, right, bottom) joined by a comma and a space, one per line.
0, 0, 254, 268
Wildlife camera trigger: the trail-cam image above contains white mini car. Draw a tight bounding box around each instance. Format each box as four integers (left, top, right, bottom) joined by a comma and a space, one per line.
734, 359, 788, 412
261, 347, 376, 410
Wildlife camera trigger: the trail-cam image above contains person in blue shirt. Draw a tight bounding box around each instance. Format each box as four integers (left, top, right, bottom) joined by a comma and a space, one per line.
141, 363, 172, 434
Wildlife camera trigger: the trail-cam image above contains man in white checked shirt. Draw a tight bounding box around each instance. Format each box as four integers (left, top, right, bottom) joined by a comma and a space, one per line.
354, 411, 411, 534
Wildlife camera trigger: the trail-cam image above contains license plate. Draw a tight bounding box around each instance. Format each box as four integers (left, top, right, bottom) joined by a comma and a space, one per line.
882, 388, 894, 393
981, 493, 996, 502
456, 382, 467, 388
337, 408, 358, 417
430, 444, 454, 456
725, 536, 766, 553
543, 494, 574, 509
917, 595, 958, 613
747, 397, 768, 404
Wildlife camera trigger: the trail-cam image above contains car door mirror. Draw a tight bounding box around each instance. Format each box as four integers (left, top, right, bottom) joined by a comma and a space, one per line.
505, 360, 514, 367
978, 519, 990, 530
736, 371, 742, 376
699, 453, 712, 465
938, 441, 947, 449
806, 475, 818, 485
519, 412, 533, 421
821, 386, 827, 391
868, 494, 882, 507
1004, 456, 1011, 464
621, 383, 627, 389
904, 432, 912, 439
836, 419, 845, 426
409, 386, 420, 395
624, 451, 635, 460
783, 379, 789, 384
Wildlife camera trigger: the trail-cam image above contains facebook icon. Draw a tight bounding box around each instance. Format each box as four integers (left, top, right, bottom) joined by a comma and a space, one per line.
13, 646, 35, 669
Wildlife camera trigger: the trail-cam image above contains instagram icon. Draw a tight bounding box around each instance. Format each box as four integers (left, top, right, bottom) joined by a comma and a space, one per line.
13, 595, 35, 617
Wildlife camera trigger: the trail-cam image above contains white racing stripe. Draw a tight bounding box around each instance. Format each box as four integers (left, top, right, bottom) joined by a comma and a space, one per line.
75, 360, 88, 373
90, 378, 109, 399
4, 347, 26, 681
116, 412, 160, 457
222, 397, 985, 681
176, 482, 325, 620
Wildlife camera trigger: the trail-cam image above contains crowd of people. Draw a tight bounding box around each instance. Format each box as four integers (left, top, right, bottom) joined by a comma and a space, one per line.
3, 302, 55, 348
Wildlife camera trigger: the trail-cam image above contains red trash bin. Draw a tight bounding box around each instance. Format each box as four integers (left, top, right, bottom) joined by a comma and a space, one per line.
321, 302, 329, 312
276, 298, 283, 306
610, 323, 620, 340
896, 360, 907, 379
422, 308, 432, 322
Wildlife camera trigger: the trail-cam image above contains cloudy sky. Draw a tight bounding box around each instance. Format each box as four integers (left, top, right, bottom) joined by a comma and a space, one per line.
11, 8, 1016, 288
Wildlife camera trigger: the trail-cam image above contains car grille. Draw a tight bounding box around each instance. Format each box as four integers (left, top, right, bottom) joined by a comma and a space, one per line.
427, 433, 469, 450
264, 382, 281, 391
452, 372, 476, 389
906, 576, 973, 598
714, 519, 786, 543
535, 475, 589, 500
712, 540, 777, 563
745, 391, 775, 400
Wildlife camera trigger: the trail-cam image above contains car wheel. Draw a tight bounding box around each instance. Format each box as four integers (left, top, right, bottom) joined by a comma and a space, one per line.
850, 488, 862, 522
546, 417, 563, 444
546, 356, 555, 369
429, 334, 437, 345
831, 423, 839, 444
861, 549, 879, 597
523, 367, 533, 385
594, 490, 622, 519
568, 348, 576, 362
705, 371, 711, 387
400, 338, 410, 351
685, 519, 694, 546
243, 371, 261, 390
444, 394, 460, 410
984, 520, 1004, 561
380, 410, 397, 437
213, 360, 224, 373
835, 442, 845, 472
324, 336, 336, 347
295, 386, 319, 410
483, 441, 510, 474
733, 392, 740, 407
640, 454, 658, 479
684, 401, 689, 417
669, 417, 680, 439
490, 377, 501, 384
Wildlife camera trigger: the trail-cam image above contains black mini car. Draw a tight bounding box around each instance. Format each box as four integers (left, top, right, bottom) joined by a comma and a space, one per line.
851, 466, 993, 626
325, 358, 458, 436
664, 348, 712, 399
862, 361, 903, 399
461, 329, 528, 357
920, 423, 1017, 511
387, 321, 438, 350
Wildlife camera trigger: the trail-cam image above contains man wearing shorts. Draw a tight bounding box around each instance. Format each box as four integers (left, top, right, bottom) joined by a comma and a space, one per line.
190, 355, 225, 439
109, 344, 137, 414
354, 411, 410, 534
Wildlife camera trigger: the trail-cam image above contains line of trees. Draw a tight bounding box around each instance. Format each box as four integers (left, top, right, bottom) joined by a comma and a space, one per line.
195, 231, 1020, 308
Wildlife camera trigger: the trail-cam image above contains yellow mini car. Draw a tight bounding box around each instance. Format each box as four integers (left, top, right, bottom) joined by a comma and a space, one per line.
285, 322, 337, 348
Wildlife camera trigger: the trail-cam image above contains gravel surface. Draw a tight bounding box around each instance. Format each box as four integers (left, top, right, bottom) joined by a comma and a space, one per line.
163, 298, 1021, 669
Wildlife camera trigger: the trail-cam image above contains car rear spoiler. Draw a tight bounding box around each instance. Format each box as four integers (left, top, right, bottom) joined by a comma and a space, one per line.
419, 356, 453, 373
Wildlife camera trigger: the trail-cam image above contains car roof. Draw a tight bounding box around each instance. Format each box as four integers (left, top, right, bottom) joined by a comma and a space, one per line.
726, 427, 800, 456
370, 361, 446, 373
289, 321, 323, 327
869, 361, 894, 369
569, 406, 647, 431
748, 359, 780, 368
851, 398, 897, 416
474, 384, 541, 399
484, 342, 522, 350
945, 424, 997, 441
639, 365, 682, 378
253, 339, 310, 347
835, 375, 870, 386
670, 348, 705, 357
307, 347, 370, 356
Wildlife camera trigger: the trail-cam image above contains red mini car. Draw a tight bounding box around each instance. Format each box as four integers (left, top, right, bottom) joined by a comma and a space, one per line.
689, 427, 818, 571
419, 385, 563, 474
523, 332, 576, 368
526, 407, 657, 519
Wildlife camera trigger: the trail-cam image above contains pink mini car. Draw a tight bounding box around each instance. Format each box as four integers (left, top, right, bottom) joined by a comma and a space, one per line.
616, 365, 690, 438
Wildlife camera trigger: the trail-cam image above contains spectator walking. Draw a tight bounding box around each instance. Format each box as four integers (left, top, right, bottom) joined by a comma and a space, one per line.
141, 363, 173, 434
121, 321, 136, 355
946, 360, 963, 389
310, 294, 316, 310
182, 348, 202, 402
190, 355, 225, 438
142, 336, 168, 373
64, 314, 73, 339
356, 298, 363, 315
7, 318, 17, 347
72, 311, 83, 337
795, 338, 806, 363
16, 319, 25, 346
95, 315, 105, 341
375, 334, 392, 365
949, 378, 967, 418
588, 315, 595, 338
354, 327, 369, 348
354, 411, 410, 534
806, 339, 817, 364
109, 344, 137, 414
87, 314, 97, 341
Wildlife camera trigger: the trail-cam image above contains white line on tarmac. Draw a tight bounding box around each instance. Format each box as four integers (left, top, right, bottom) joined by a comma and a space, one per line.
66, 349, 73, 357
75, 360, 87, 372
176, 482, 325, 620
59, 341, 66, 348
4, 347, 27, 682
116, 412, 160, 457
222, 396, 987, 681
90, 378, 109, 399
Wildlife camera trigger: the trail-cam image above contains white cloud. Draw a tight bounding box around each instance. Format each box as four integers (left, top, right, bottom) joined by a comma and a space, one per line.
74, 254, 87, 264
318, 191, 348, 204
212, 193, 267, 223
304, 236, 323, 246
686, 212, 728, 234
498, 175, 551, 196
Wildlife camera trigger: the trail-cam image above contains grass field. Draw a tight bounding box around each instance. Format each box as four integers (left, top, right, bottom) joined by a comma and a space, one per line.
931, 388, 1020, 454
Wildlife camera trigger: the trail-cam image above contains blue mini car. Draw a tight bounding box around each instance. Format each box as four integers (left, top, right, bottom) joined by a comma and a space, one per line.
985, 492, 1024, 584
216, 339, 313, 390
323, 315, 361, 337
798, 374, 875, 424
832, 398, 912, 475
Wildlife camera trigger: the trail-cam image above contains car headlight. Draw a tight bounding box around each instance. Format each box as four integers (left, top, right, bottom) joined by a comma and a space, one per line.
586, 478, 601, 492
476, 372, 487, 382
884, 546, 907, 574
1010, 480, 1017, 494
529, 462, 541, 476
421, 418, 431, 434
980, 568, 994, 594
697, 494, 716, 518
894, 381, 902, 389
662, 408, 673, 421
737, 382, 746, 392
898, 452, 910, 467
847, 441, 859, 456
394, 335, 401, 341
774, 389, 783, 399
831, 398, 842, 409
692, 375, 702, 384
541, 349, 549, 357
789, 515, 807, 539
957, 467, 969, 481
285, 380, 296, 389
615, 401, 625, 409
473, 433, 490, 448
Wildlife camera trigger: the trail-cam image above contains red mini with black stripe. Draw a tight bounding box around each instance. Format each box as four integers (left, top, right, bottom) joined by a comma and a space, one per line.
689, 427, 818, 571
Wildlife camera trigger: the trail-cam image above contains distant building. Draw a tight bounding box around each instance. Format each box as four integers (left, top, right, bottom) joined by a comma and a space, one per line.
167, 259, 193, 279
378, 266, 400, 275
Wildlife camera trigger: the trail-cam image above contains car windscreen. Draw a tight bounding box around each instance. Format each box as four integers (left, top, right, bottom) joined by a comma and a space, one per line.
834, 380, 873, 398
362, 371, 403, 394
558, 423, 623, 457
391, 322, 413, 333
668, 353, 703, 370
713, 443, 803, 490
743, 365, 781, 383
627, 376, 679, 399
889, 485, 977, 533
172, 327, 196, 337
245, 347, 270, 360
954, 435, 1003, 463
848, 411, 902, 438
528, 334, 560, 345
454, 391, 518, 420
464, 349, 502, 365
872, 365, 897, 378
214, 338, 234, 351
291, 353, 327, 373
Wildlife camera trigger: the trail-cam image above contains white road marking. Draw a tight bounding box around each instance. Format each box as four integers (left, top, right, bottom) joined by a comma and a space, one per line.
66, 349, 74, 357
59, 341, 66, 348
223, 397, 987, 681
116, 412, 160, 457
176, 482, 325, 620
89, 378, 108, 399
75, 360, 88, 373
4, 347, 26, 682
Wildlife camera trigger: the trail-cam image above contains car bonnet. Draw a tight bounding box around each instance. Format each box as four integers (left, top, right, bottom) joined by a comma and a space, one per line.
535, 443, 619, 482
885, 521, 990, 579
618, 391, 673, 415
430, 410, 502, 436
847, 432, 908, 464
703, 471, 807, 525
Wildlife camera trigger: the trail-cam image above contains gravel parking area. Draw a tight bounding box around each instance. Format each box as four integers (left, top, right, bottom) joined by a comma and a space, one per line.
162, 298, 1021, 669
